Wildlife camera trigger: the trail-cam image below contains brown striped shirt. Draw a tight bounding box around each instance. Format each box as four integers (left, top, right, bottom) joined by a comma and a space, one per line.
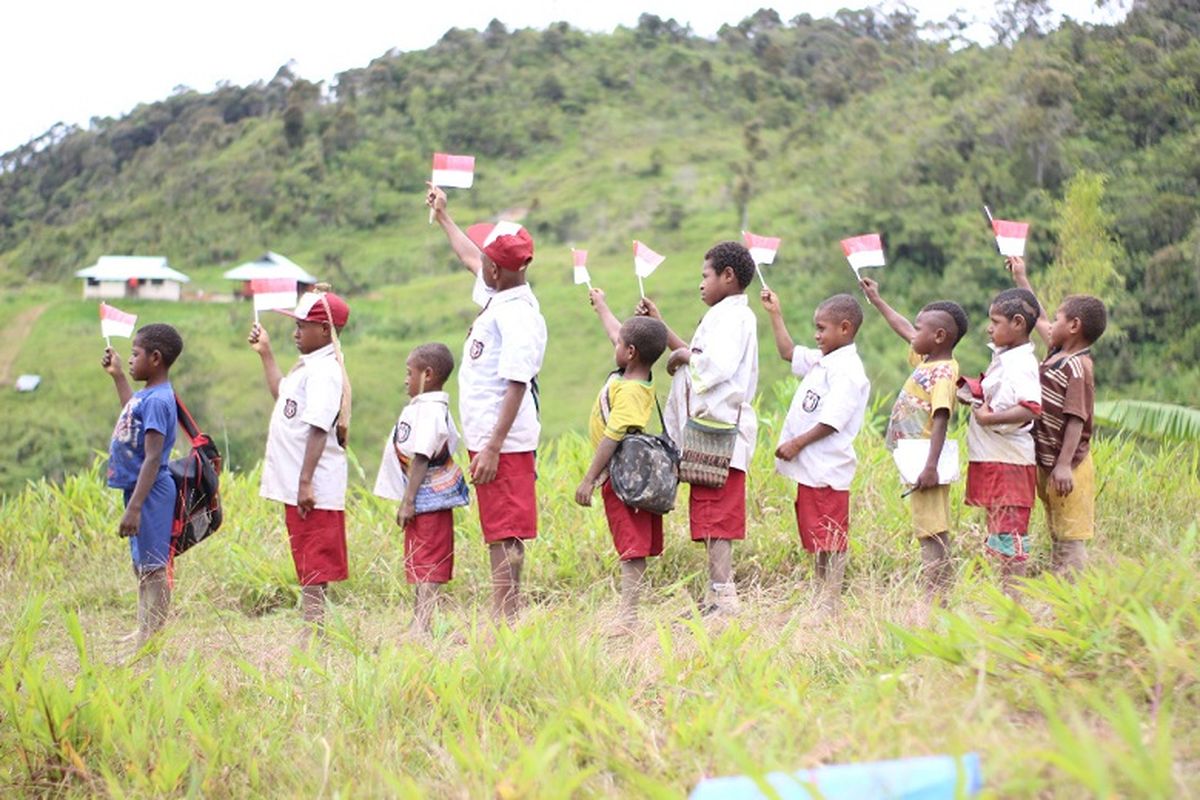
1034, 348, 1094, 469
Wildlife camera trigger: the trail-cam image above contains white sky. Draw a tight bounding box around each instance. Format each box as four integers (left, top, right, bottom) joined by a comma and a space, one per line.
3, 0, 1125, 154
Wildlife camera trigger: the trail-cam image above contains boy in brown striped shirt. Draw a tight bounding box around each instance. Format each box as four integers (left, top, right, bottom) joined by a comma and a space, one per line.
1010, 258, 1107, 575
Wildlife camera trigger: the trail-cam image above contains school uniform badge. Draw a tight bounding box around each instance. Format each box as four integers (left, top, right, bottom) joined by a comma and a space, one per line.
396, 422, 411, 443
284, 399, 298, 419
470, 339, 484, 359
803, 390, 821, 413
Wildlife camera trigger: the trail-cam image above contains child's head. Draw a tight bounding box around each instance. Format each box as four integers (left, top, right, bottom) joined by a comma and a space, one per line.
913, 300, 968, 356
467, 222, 534, 291
615, 317, 668, 371
405, 343, 455, 397
699, 242, 755, 306
813, 294, 863, 355
988, 287, 1039, 348
1050, 295, 1107, 349
129, 323, 183, 381
284, 289, 351, 354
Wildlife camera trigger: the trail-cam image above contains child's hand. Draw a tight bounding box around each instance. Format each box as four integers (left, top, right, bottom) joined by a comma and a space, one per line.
972, 406, 996, 425
760, 289, 781, 315
915, 464, 940, 490
666, 347, 691, 376
636, 297, 662, 320
1050, 463, 1074, 496
118, 505, 141, 538
425, 182, 447, 215
296, 479, 316, 518
1006, 255, 1026, 280
574, 479, 594, 507
101, 347, 123, 377
955, 385, 978, 406
247, 322, 271, 354
588, 288, 607, 309
470, 445, 500, 484
397, 500, 416, 528
775, 438, 803, 461
859, 277, 881, 305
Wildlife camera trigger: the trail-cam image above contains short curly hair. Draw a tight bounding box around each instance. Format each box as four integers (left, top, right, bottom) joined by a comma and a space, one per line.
135, 323, 184, 367
620, 317, 668, 366
1060, 295, 1107, 344
991, 287, 1040, 330
921, 300, 969, 346
818, 294, 864, 333
704, 241, 756, 289
409, 342, 455, 385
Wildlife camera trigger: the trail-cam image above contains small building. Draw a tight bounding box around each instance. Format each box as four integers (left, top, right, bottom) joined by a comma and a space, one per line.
76, 256, 190, 301
15, 375, 41, 393
223, 251, 318, 299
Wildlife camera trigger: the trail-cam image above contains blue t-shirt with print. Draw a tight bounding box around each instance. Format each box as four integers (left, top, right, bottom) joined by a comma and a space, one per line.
108, 382, 177, 490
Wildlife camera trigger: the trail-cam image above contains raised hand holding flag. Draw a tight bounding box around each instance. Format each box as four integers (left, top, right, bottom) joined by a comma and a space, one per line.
633, 240, 665, 299
572, 249, 592, 290
742, 230, 781, 290
840, 233, 886, 281
99, 302, 137, 348
429, 152, 475, 223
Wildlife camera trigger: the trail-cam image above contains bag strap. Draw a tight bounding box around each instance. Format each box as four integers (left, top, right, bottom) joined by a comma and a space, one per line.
175, 395, 201, 442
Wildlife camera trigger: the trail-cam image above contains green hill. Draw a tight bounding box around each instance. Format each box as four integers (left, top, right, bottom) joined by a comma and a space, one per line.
2, 5, 1199, 494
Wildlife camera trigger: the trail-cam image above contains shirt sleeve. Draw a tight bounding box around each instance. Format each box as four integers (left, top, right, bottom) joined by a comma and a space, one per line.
815, 371, 861, 433
406, 403, 449, 459
1061, 358, 1094, 422
140, 393, 175, 435
471, 271, 493, 308
603, 383, 654, 441
690, 308, 753, 394
791, 347, 821, 378
1012, 358, 1044, 407
495, 302, 544, 384
928, 366, 958, 415
300, 362, 343, 431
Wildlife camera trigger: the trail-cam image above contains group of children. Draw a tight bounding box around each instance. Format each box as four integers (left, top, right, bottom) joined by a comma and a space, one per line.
99, 183, 1108, 644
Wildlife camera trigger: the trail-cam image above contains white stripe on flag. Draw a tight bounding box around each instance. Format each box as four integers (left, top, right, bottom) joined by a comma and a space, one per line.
254, 291, 298, 312
430, 153, 475, 188
995, 236, 1027, 257
99, 303, 137, 339
841, 234, 886, 269
574, 266, 592, 285
633, 241, 665, 278
742, 231, 781, 265
992, 220, 1029, 257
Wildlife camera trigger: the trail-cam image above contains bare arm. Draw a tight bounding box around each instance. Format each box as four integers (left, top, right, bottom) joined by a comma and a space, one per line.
1050, 416, 1085, 496
636, 297, 688, 352
426, 183, 483, 276
248, 323, 284, 399
775, 423, 836, 461
118, 431, 165, 537
860, 277, 916, 344
760, 289, 796, 362
974, 405, 1036, 426
588, 289, 622, 345
101, 347, 134, 407
296, 425, 326, 517
398, 453, 430, 527
575, 437, 620, 506
470, 381, 527, 484
1007, 257, 1052, 348
916, 409, 950, 489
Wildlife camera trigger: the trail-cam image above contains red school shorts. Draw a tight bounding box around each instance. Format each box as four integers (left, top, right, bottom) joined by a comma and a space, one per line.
284, 506, 348, 586
688, 468, 747, 542
468, 450, 538, 543
794, 484, 850, 553
404, 509, 454, 584
601, 481, 664, 560
965, 462, 1036, 535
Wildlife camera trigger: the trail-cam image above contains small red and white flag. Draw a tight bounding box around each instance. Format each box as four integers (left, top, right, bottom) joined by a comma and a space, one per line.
99, 303, 136, 340
992, 219, 1029, 257
251, 277, 299, 314
742, 231, 781, 265
430, 153, 475, 189
572, 249, 591, 287
841, 234, 886, 277
633, 241, 665, 278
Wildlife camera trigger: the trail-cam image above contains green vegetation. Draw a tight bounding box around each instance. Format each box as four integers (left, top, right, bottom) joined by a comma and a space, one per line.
1, 417, 1197, 796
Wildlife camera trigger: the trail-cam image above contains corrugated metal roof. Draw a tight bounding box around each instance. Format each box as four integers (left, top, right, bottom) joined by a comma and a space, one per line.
223, 251, 318, 283
75, 255, 190, 282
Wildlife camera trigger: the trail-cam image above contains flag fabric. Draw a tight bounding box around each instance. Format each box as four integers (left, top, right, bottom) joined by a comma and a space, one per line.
430, 153, 475, 188
572, 249, 591, 286
251, 277, 299, 313
99, 303, 137, 339
992, 219, 1029, 257
633, 241, 665, 278
841, 234, 886, 271
742, 231, 781, 265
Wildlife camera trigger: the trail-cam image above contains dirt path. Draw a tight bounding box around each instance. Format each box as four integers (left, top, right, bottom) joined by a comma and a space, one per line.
0, 303, 48, 384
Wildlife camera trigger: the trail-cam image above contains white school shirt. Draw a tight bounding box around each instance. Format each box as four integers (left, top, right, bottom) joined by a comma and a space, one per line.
663, 293, 759, 472
966, 341, 1042, 465
260, 343, 347, 509
373, 391, 460, 501
459, 273, 548, 452
775, 343, 870, 491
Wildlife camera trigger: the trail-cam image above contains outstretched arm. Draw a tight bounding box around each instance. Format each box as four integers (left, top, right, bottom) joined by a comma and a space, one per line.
636, 297, 688, 351
859, 277, 916, 344
588, 288, 622, 346
760, 289, 796, 362
575, 437, 620, 506
426, 183, 483, 276
1007, 257, 1052, 348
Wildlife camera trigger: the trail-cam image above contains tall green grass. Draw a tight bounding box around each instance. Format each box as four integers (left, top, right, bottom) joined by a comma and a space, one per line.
1, 418, 1197, 797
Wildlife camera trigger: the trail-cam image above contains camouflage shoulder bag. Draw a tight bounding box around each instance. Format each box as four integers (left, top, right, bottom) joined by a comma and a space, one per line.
601, 373, 680, 515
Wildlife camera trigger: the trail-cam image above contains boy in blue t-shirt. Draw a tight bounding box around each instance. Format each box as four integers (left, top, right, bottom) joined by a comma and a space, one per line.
101, 323, 183, 648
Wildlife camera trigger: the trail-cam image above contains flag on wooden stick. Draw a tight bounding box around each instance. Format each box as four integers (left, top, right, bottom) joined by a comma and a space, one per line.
992, 219, 1029, 257
572, 249, 592, 289
429, 152, 475, 222
99, 302, 136, 347
633, 241, 665, 299
251, 277, 299, 322
742, 230, 780, 289
841, 233, 886, 280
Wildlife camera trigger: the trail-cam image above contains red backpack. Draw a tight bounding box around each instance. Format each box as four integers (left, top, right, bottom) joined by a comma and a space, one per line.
168, 397, 223, 556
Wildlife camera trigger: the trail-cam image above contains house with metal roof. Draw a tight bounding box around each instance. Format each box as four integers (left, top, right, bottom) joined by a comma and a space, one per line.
223, 251, 318, 298
76, 256, 190, 301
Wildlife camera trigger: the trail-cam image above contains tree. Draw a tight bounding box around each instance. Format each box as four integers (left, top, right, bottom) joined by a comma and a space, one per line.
1043, 170, 1125, 310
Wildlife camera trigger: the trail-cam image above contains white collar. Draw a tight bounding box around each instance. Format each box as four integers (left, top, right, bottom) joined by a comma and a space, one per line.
409, 390, 450, 405
489, 283, 535, 304
299, 343, 337, 364
711, 294, 749, 311
819, 342, 859, 366
989, 341, 1035, 365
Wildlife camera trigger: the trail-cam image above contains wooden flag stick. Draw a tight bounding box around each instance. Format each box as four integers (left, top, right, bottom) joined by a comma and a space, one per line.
637, 274, 646, 300
755, 264, 770, 292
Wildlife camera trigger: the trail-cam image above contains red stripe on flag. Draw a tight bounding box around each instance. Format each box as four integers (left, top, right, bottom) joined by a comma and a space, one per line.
992, 219, 1029, 239
250, 278, 297, 294
840, 234, 883, 256
573, 249, 588, 267
432, 153, 475, 172
99, 303, 136, 325
742, 231, 781, 251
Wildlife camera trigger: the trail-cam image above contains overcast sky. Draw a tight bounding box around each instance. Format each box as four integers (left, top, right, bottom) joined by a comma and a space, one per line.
3, 0, 1125, 154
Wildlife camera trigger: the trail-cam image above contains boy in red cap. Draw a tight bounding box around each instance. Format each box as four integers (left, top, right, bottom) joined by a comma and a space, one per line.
248, 286, 352, 636
427, 184, 547, 625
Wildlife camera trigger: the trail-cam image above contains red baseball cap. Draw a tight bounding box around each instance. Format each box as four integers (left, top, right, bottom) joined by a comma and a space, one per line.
466, 221, 534, 271
278, 290, 351, 327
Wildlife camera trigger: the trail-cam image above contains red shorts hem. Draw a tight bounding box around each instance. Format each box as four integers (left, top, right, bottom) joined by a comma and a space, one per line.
794, 484, 849, 553
404, 509, 454, 583
602, 481, 663, 560
966, 462, 1036, 535
469, 450, 538, 543
688, 468, 746, 541
284, 506, 348, 586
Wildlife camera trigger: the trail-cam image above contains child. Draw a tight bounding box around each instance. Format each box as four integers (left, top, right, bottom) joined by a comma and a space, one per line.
761, 290, 870, 615
248, 288, 352, 634
101, 324, 183, 649
1009, 257, 1107, 575
638, 241, 759, 616
960, 287, 1042, 593
427, 184, 547, 625
575, 289, 670, 626
860, 277, 968, 603
375, 343, 463, 634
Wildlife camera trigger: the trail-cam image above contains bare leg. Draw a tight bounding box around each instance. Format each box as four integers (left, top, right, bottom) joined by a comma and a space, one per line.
706, 539, 738, 613
919, 532, 953, 605
489, 539, 525, 624
137, 568, 171, 647
414, 583, 441, 633
818, 551, 847, 615
1000, 557, 1028, 599
301, 584, 326, 629
619, 558, 647, 624
1052, 540, 1087, 578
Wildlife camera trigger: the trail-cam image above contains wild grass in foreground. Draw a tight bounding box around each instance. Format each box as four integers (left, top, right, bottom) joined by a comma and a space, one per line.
0, 428, 1197, 798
